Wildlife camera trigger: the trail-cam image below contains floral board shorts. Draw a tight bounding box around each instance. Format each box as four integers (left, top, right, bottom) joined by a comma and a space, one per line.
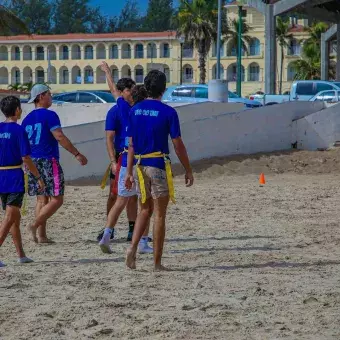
28, 158, 65, 197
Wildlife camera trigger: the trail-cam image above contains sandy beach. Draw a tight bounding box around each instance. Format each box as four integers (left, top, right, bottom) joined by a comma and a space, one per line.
1, 149, 340, 339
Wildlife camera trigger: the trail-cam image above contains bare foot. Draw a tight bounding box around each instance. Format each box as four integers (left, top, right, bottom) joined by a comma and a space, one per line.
126, 248, 136, 270
26, 224, 38, 243
38, 237, 55, 244
154, 264, 171, 272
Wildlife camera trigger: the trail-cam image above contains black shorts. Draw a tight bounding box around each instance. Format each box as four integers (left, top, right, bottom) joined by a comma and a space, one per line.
109, 152, 121, 180
0, 192, 24, 210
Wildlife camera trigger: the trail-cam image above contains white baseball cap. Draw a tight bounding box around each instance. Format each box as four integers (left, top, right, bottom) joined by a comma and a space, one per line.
28, 84, 50, 104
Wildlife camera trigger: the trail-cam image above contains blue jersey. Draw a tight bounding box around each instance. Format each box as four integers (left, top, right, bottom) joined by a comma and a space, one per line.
0, 122, 31, 193
105, 97, 130, 155
21, 108, 61, 160
128, 100, 181, 170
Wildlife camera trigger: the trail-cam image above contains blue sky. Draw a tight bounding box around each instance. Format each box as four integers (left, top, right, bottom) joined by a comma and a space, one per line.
90, 0, 179, 17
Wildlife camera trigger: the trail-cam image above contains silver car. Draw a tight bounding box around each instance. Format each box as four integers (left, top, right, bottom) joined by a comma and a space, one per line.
162, 85, 262, 108
52, 91, 116, 104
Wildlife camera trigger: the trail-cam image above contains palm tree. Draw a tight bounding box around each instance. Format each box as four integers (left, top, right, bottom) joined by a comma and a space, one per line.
291, 44, 321, 80
276, 17, 292, 94
0, 5, 29, 35
176, 0, 229, 84
227, 18, 252, 57
8, 83, 23, 92
291, 22, 334, 80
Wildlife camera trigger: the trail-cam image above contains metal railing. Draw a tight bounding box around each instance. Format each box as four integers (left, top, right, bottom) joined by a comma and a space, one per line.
60, 76, 69, 84
97, 52, 106, 59
135, 75, 144, 83
11, 53, 20, 61
23, 53, 32, 60
122, 50, 131, 59
135, 50, 144, 59
84, 52, 93, 59
36, 53, 45, 60
48, 52, 56, 60
36, 77, 45, 83
72, 52, 81, 60
0, 76, 8, 84
0, 53, 8, 60
60, 53, 69, 60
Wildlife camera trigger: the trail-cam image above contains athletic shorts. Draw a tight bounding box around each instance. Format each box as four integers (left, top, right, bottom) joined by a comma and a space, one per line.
134, 166, 169, 200
0, 192, 24, 210
118, 166, 137, 197
109, 154, 123, 196
28, 158, 65, 197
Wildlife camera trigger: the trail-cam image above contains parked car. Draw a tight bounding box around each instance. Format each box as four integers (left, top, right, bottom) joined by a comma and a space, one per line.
162, 85, 262, 108
52, 91, 116, 104
249, 81, 340, 106
309, 89, 340, 102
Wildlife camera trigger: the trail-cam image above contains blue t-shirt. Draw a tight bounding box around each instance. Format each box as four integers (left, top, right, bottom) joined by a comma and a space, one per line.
105, 97, 131, 155
21, 108, 61, 160
127, 100, 181, 169
0, 122, 31, 193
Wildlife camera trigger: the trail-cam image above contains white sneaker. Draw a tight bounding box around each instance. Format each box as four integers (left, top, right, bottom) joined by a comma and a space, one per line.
18, 257, 34, 264
0, 261, 6, 268
99, 237, 113, 254
139, 239, 153, 254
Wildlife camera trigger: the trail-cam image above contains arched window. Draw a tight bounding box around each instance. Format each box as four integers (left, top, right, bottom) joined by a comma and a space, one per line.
249, 38, 260, 56
248, 63, 260, 81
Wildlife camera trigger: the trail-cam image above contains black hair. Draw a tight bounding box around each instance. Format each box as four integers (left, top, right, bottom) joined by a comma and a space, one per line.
33, 90, 48, 104
116, 78, 136, 92
144, 70, 166, 99
0, 96, 21, 118
131, 85, 148, 106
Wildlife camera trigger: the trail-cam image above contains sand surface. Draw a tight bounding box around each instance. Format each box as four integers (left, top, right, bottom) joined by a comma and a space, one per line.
1, 150, 340, 339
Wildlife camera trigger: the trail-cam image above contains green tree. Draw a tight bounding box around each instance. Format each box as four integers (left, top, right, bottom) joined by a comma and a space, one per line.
8, 83, 23, 91
291, 44, 321, 80
227, 18, 252, 56
53, 0, 91, 34
291, 22, 334, 80
0, 4, 29, 35
9, 0, 51, 34
142, 0, 175, 32
176, 0, 229, 84
276, 17, 292, 94
116, 0, 142, 32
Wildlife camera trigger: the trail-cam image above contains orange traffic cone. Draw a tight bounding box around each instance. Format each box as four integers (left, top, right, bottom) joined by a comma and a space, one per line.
259, 173, 266, 186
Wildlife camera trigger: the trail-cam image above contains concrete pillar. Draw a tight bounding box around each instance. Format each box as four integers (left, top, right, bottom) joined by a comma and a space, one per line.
337, 25, 340, 81
56, 70, 60, 84
19, 47, 23, 61
208, 79, 228, 102
321, 33, 329, 81
264, 4, 276, 94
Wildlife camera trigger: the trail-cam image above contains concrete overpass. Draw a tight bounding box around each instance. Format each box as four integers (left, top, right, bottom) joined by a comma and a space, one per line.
243, 0, 340, 93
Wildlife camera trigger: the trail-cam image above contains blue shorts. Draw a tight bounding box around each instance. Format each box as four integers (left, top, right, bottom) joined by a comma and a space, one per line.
118, 166, 137, 197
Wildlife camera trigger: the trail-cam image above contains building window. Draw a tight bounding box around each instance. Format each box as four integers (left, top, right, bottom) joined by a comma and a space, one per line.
248, 63, 260, 81
288, 39, 301, 56
249, 38, 260, 56
135, 44, 144, 59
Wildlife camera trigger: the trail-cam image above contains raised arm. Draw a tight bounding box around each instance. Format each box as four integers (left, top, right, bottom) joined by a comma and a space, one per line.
100, 61, 119, 100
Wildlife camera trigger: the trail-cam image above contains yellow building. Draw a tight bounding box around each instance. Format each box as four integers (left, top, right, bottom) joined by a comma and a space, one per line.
0, 5, 309, 96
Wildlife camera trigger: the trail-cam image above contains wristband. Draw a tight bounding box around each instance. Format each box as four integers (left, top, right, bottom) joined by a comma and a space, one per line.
74, 152, 80, 157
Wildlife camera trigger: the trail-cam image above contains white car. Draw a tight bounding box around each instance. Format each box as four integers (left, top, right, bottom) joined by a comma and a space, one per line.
309, 89, 340, 102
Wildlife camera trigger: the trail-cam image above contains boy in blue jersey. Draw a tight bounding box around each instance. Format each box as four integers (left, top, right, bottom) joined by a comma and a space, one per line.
125, 71, 194, 271
22, 85, 88, 244
98, 62, 152, 252
0, 96, 44, 267
98, 84, 153, 255
96, 67, 138, 242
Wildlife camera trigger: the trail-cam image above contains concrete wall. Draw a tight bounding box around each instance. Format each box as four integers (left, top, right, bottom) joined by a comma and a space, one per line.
294, 102, 340, 150
1, 100, 328, 181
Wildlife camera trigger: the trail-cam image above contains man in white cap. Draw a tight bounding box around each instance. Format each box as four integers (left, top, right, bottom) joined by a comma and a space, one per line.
22, 84, 88, 243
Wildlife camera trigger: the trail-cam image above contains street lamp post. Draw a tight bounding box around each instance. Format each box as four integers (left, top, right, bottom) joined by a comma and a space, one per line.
237, 4, 243, 97
179, 36, 185, 85
216, 0, 222, 79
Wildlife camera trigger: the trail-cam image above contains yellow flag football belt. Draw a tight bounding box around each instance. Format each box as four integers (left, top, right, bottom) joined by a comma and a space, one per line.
0, 165, 28, 216
135, 152, 175, 204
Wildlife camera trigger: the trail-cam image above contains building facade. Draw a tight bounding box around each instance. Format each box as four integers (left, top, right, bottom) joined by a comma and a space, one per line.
0, 6, 309, 96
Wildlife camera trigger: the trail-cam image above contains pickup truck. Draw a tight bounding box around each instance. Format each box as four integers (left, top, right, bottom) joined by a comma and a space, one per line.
249, 80, 340, 105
